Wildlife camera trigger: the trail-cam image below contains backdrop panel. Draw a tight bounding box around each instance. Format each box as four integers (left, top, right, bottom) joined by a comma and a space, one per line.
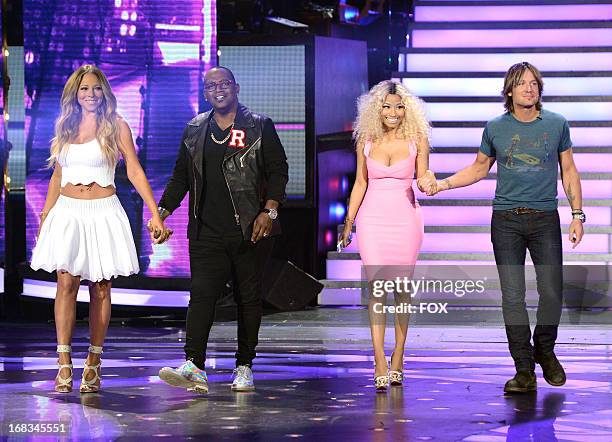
219, 45, 306, 198
24, 0, 217, 280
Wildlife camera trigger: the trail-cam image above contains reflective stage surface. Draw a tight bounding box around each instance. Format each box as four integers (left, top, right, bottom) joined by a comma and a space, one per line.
0, 308, 610, 441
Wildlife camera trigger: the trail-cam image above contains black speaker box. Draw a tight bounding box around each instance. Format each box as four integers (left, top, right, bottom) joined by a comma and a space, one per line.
261, 259, 323, 311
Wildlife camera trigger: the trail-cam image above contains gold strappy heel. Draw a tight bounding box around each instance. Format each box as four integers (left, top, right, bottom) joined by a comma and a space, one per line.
374, 358, 389, 392
388, 351, 404, 386
80, 345, 103, 393
55, 345, 73, 393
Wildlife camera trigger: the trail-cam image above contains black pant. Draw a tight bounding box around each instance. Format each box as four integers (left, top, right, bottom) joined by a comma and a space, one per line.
184, 235, 267, 369
491, 210, 563, 372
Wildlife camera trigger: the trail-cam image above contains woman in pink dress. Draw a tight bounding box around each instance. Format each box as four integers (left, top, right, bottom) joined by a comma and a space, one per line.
339, 80, 433, 391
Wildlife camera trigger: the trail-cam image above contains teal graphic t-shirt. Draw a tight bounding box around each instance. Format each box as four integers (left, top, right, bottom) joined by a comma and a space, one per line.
479, 109, 572, 211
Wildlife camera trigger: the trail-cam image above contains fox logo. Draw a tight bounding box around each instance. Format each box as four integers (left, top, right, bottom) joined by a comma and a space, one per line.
228, 129, 246, 148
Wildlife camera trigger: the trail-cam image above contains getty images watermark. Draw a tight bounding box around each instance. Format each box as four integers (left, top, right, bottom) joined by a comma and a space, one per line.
369, 276, 487, 315
360, 264, 611, 326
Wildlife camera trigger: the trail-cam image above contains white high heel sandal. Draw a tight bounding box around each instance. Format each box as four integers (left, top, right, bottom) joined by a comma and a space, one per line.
80, 345, 103, 393
55, 345, 73, 393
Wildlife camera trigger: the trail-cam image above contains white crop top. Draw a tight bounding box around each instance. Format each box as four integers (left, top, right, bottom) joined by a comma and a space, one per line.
58, 138, 116, 188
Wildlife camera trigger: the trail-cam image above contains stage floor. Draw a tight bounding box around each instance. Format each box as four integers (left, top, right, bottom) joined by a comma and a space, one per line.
0, 308, 610, 441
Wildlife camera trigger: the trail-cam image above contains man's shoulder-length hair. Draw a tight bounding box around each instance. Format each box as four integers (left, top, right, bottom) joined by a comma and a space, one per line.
502, 62, 544, 113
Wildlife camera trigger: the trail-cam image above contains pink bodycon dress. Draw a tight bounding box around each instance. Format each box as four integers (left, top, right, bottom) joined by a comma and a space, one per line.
357, 141, 424, 275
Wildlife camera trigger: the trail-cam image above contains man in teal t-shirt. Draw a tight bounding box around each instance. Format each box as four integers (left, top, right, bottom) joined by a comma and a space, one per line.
480, 108, 572, 211
425, 62, 585, 393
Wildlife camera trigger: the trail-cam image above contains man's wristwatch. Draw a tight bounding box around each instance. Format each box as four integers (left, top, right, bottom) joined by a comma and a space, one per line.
572, 209, 586, 223
262, 208, 278, 220
158, 207, 170, 220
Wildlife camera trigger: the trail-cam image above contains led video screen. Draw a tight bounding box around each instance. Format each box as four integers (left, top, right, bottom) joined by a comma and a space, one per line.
219, 45, 306, 198
25, 0, 217, 279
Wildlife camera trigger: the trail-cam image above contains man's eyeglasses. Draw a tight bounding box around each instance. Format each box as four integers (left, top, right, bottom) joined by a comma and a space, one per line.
204, 80, 234, 92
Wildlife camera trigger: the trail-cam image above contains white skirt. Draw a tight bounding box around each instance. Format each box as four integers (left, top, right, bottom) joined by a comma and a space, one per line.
30, 194, 140, 282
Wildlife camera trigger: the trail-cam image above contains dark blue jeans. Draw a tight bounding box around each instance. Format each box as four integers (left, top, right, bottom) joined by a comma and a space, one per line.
491, 210, 563, 372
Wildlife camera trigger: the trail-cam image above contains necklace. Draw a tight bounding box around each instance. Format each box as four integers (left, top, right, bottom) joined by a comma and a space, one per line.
211, 122, 235, 144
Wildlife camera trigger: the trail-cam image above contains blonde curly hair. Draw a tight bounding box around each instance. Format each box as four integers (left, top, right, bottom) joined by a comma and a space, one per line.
353, 80, 430, 150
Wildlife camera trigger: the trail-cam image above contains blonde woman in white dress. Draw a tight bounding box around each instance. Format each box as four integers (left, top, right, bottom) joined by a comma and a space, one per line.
31, 65, 168, 393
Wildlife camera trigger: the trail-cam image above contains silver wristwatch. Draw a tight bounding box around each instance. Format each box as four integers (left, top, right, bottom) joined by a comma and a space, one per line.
158, 207, 170, 220
262, 208, 278, 220
572, 209, 586, 223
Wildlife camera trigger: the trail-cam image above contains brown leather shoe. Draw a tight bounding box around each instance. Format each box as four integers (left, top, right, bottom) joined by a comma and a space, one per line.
504, 370, 537, 394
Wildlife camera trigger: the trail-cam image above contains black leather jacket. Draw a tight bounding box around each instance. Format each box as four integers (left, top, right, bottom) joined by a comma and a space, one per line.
159, 104, 289, 239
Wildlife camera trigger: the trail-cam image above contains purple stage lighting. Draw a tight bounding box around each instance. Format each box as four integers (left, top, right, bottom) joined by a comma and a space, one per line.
341, 176, 349, 194
325, 230, 334, 247
399, 53, 612, 73
416, 5, 612, 22
418, 180, 612, 200
413, 29, 612, 48
399, 78, 612, 98
422, 102, 612, 123
431, 127, 612, 148
329, 203, 346, 221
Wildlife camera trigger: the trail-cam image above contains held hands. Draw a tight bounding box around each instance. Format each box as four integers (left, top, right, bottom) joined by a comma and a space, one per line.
417, 170, 438, 196
147, 216, 173, 244
428, 180, 445, 196
569, 218, 584, 249
251, 212, 272, 243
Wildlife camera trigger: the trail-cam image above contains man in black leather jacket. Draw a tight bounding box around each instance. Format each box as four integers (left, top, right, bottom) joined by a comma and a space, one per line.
155, 66, 288, 394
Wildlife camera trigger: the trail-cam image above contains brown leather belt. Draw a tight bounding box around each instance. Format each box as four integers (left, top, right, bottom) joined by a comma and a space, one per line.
508, 207, 543, 215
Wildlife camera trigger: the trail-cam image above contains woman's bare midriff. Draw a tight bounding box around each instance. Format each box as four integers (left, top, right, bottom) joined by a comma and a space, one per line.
60, 183, 116, 199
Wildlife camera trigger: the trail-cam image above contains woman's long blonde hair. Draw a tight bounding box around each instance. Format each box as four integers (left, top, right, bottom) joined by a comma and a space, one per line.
48, 65, 120, 167
353, 80, 430, 149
